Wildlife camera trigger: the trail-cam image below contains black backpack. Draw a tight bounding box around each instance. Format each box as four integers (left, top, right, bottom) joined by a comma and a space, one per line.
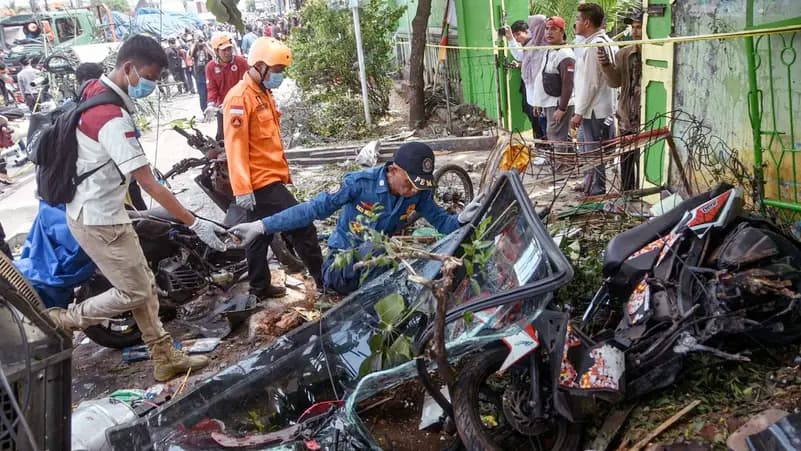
30, 83, 129, 206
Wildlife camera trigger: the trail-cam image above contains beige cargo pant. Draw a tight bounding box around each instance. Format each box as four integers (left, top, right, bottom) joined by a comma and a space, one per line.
67, 214, 167, 344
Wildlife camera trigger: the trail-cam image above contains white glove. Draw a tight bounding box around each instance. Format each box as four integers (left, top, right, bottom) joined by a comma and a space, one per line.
236, 193, 255, 211
188, 217, 227, 251
203, 104, 219, 122
458, 192, 487, 225
228, 220, 266, 247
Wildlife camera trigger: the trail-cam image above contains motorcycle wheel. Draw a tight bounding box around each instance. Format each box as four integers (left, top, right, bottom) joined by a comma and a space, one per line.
451, 347, 582, 451
83, 315, 142, 350
77, 276, 143, 349
271, 233, 305, 274
406, 164, 475, 226
433, 164, 475, 214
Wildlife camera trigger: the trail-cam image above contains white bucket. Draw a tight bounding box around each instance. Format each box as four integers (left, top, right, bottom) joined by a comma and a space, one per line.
71, 398, 137, 451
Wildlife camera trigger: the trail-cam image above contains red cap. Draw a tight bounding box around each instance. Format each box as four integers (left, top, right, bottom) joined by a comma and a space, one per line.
546, 16, 566, 31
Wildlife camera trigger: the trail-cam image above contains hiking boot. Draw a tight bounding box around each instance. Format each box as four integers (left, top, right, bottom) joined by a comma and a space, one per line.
252, 285, 287, 299
148, 335, 209, 382
46, 307, 81, 332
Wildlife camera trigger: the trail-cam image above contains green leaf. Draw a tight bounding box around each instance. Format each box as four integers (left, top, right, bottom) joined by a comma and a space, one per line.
464, 259, 474, 277
206, 0, 244, 32
359, 354, 379, 377
248, 410, 265, 432
375, 293, 405, 327
463, 311, 474, 326
475, 240, 495, 250
388, 335, 413, 360
368, 333, 385, 352
470, 279, 481, 296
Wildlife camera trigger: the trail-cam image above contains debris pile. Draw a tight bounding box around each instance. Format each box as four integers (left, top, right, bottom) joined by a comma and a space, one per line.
427, 103, 496, 137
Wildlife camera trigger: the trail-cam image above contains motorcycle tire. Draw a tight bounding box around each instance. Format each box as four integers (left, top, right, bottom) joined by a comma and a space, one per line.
271, 233, 305, 274
84, 318, 142, 350
407, 164, 475, 225
451, 347, 582, 451
77, 276, 143, 350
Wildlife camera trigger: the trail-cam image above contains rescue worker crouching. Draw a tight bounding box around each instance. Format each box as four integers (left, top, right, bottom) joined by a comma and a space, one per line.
229, 142, 485, 296
223, 37, 325, 301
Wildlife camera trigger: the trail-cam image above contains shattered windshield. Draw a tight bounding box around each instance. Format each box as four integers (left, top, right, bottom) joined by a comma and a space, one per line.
451, 182, 547, 306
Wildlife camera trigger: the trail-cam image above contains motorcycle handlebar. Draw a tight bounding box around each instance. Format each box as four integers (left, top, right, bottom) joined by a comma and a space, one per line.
162, 157, 208, 179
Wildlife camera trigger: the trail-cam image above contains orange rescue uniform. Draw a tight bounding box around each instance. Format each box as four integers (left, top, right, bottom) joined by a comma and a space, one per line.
222, 74, 289, 196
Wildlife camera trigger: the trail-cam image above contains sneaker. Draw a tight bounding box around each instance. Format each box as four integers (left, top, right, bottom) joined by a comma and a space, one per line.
0, 173, 12, 185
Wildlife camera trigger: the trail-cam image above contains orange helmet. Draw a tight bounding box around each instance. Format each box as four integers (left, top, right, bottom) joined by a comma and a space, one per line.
210, 33, 234, 51
247, 37, 292, 67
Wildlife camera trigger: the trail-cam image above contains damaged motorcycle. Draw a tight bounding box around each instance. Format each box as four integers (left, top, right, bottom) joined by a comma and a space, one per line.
446, 183, 801, 449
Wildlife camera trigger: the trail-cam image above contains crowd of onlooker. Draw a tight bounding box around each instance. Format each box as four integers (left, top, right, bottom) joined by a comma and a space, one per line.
157, 14, 300, 116
505, 2, 643, 196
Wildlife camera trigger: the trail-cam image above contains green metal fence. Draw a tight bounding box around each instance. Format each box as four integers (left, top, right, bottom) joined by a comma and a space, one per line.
745, 5, 801, 222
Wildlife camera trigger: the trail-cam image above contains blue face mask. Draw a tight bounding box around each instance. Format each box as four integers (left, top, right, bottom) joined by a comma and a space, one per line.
127, 67, 157, 98
263, 72, 284, 90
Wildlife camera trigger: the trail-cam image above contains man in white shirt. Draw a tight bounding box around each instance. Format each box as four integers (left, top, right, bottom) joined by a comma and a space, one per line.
570, 3, 618, 196
16, 58, 40, 112
47, 35, 227, 382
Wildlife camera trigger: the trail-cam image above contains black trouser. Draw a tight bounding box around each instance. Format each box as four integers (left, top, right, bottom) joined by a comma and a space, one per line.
247, 182, 324, 295
520, 82, 543, 139
619, 129, 640, 192
0, 79, 12, 105
216, 111, 224, 142
24, 93, 36, 112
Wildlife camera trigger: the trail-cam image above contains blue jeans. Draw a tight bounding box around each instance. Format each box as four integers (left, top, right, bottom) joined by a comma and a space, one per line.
579, 113, 615, 195
195, 70, 208, 112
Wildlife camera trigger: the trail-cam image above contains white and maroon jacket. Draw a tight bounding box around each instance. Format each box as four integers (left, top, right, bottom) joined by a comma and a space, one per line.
66, 75, 149, 226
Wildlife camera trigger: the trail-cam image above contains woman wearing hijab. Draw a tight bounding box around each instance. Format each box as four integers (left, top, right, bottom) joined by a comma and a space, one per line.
505, 14, 547, 138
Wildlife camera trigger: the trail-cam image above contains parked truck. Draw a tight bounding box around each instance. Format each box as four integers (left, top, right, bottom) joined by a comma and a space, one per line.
0, 9, 110, 78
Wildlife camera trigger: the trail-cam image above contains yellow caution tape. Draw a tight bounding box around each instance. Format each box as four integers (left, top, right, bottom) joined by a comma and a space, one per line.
421, 23, 801, 52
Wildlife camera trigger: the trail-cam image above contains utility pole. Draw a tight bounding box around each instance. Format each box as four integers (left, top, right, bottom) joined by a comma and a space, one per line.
350, 0, 371, 127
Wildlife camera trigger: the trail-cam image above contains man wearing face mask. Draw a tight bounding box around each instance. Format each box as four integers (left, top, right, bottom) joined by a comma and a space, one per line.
47, 35, 224, 381
228, 142, 485, 296
223, 37, 325, 301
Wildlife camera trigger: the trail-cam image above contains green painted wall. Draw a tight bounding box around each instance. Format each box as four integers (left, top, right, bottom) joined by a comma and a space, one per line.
454, 0, 530, 132
672, 0, 801, 195
642, 0, 671, 186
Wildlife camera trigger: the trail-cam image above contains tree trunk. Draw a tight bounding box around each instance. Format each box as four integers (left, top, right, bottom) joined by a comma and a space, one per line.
408, 0, 432, 129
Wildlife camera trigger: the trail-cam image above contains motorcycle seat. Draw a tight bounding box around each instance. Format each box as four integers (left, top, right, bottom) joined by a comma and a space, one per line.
602, 185, 732, 278
128, 206, 179, 223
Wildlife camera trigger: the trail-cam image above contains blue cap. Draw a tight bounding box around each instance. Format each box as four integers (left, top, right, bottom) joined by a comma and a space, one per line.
392, 142, 435, 190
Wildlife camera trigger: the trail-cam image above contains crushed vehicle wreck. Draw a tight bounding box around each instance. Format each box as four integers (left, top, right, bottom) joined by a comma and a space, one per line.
107, 174, 801, 450
107, 171, 575, 450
